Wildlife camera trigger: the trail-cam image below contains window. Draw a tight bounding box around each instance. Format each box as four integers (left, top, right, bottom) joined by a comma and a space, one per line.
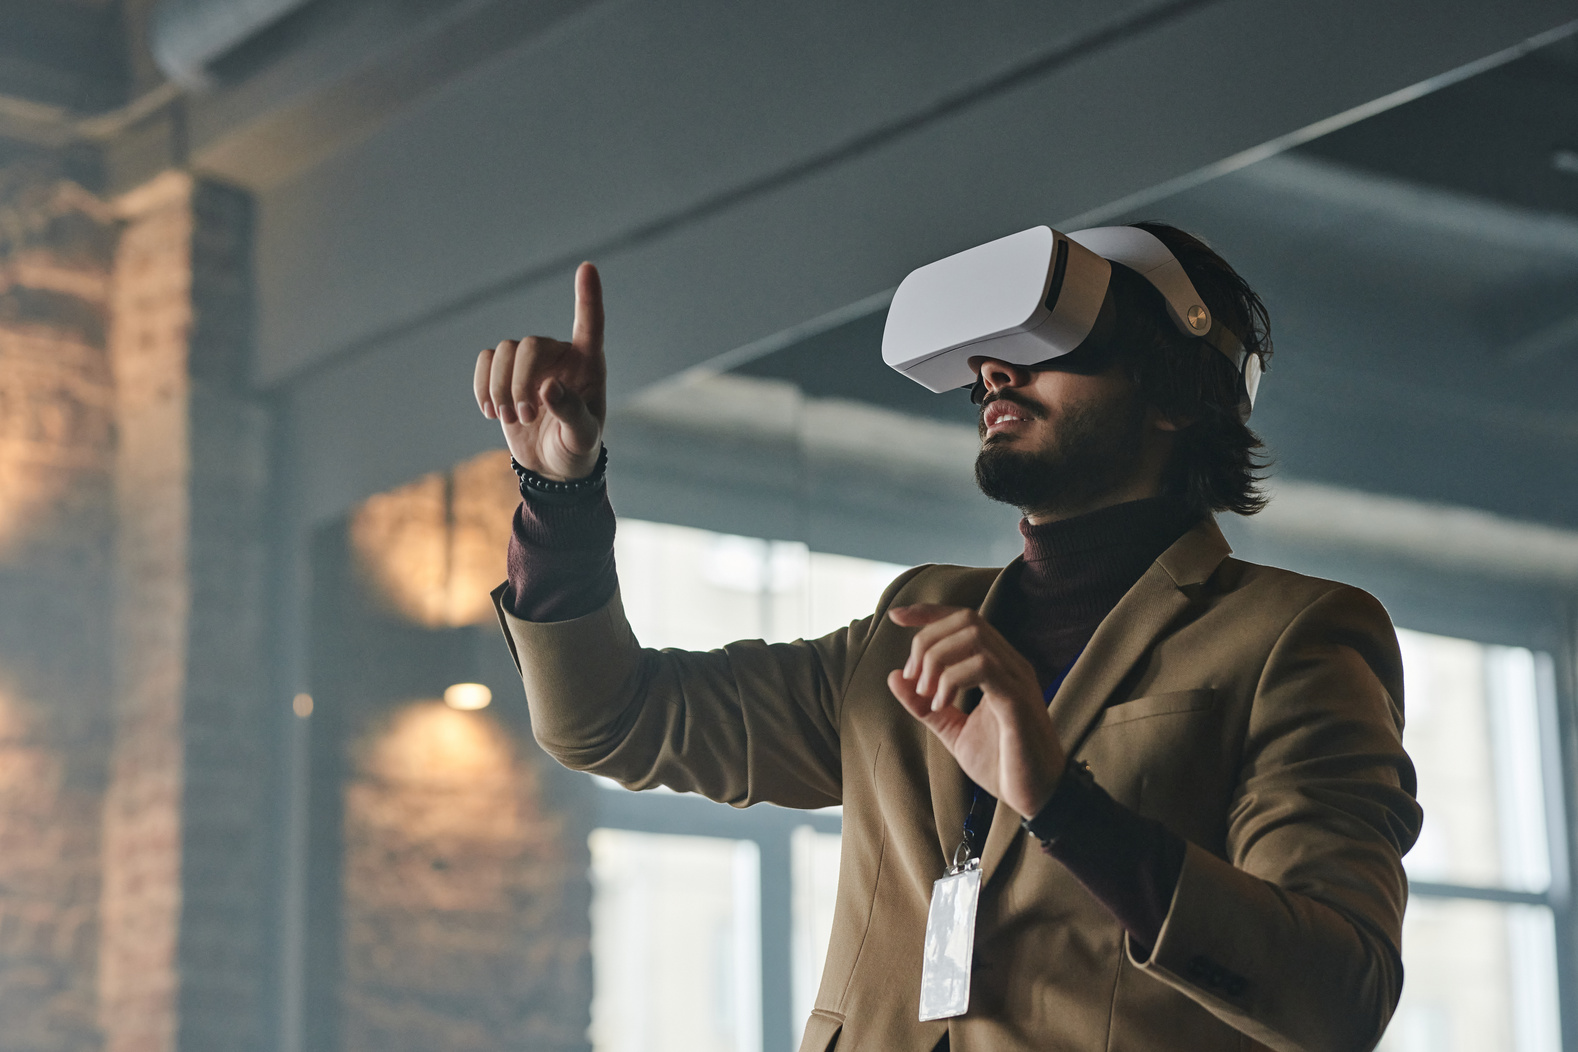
589, 519, 906, 1052
1379, 629, 1567, 1052
589, 830, 762, 1052
790, 827, 842, 1034
614, 519, 908, 651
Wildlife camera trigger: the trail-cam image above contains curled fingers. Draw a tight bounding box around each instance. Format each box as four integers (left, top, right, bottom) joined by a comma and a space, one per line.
510, 337, 548, 424
902, 608, 977, 679
474, 346, 498, 417
508, 336, 572, 424
930, 652, 990, 712
490, 340, 520, 423
913, 620, 987, 696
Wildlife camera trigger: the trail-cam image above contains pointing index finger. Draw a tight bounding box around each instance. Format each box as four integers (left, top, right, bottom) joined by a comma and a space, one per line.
572, 262, 604, 354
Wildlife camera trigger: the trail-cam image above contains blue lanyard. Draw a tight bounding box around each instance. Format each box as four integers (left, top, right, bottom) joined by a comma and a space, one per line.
958, 651, 1082, 861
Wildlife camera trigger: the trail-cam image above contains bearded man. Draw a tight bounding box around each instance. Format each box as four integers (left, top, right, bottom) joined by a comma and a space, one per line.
475, 223, 1421, 1052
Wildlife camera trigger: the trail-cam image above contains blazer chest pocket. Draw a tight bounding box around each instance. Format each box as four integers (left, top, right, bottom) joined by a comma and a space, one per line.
1083, 689, 1225, 826
1094, 688, 1215, 728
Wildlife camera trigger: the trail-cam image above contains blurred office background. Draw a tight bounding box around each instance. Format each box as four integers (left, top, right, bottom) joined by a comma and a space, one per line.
1, 2, 1577, 1051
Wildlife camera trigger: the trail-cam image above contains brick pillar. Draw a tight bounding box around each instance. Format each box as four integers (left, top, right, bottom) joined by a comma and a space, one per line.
102, 170, 270, 1052
0, 162, 119, 1052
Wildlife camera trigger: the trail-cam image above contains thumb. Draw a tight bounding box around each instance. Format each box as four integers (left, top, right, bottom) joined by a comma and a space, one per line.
541, 378, 601, 455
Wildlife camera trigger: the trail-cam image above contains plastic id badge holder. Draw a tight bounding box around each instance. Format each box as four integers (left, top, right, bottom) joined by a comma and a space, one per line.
918, 855, 982, 1020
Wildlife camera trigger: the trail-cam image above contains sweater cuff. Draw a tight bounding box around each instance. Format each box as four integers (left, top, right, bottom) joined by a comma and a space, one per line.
501, 485, 618, 622
1033, 768, 1187, 956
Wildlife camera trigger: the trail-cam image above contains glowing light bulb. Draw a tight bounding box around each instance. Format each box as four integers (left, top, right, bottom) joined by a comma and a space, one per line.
443, 683, 492, 711
292, 693, 314, 718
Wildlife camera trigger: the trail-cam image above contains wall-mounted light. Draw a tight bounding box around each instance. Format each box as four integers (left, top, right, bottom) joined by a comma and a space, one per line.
443, 683, 491, 711
348, 451, 518, 628
292, 693, 314, 718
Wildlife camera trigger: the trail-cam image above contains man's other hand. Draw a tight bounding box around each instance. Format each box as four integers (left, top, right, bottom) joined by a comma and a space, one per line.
887, 604, 1068, 820
474, 261, 607, 481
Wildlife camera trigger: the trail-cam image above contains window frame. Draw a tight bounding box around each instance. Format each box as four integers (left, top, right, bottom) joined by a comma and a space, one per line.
591, 786, 842, 1052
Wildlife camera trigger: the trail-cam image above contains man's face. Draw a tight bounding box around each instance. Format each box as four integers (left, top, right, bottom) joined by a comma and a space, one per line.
970, 356, 1168, 521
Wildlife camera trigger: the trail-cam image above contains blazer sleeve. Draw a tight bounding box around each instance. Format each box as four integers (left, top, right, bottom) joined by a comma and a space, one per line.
1131, 584, 1423, 1052
490, 569, 921, 809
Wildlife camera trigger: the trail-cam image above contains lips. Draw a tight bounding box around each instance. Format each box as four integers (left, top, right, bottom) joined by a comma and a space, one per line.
982, 398, 1035, 434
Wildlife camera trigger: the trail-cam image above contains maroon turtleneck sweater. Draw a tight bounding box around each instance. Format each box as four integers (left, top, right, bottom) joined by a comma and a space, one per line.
500, 482, 1192, 955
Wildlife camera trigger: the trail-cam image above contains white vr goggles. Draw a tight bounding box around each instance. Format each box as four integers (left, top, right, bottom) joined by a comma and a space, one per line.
881, 225, 1262, 420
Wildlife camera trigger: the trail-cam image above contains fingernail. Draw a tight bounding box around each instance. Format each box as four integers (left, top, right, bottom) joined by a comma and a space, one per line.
482, 399, 494, 419
517, 400, 530, 421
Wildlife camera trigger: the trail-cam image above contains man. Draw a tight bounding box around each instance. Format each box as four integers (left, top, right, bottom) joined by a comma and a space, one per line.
475, 223, 1421, 1052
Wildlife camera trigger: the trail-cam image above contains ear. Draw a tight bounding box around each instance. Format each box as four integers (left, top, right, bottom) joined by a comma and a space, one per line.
1147, 405, 1193, 433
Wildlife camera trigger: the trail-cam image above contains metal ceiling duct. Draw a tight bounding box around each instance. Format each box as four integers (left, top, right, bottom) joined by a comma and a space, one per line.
150, 0, 318, 89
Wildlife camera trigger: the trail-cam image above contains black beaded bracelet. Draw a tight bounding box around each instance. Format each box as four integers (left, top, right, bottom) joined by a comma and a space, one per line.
1021, 759, 1095, 849
511, 444, 608, 499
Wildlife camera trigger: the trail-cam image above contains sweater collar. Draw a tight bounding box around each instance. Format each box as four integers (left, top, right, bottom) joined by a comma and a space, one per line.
1018, 495, 1203, 567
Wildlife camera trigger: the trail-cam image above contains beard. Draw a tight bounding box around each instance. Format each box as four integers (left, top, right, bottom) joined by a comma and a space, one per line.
974, 392, 1149, 515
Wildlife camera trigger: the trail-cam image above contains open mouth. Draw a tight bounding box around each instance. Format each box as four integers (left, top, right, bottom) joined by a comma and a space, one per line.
981, 398, 1038, 434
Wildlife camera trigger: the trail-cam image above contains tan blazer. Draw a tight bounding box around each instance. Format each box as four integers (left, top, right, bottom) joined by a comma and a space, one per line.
495, 518, 1421, 1052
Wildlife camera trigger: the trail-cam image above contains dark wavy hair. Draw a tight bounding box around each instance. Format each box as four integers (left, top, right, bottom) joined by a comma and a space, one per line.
1112, 222, 1274, 516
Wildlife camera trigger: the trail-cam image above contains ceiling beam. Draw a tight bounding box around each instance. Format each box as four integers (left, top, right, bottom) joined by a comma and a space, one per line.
270, 0, 1578, 529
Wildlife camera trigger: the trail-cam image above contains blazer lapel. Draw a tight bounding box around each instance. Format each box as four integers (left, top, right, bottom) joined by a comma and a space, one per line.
978, 518, 1233, 884
924, 558, 1021, 869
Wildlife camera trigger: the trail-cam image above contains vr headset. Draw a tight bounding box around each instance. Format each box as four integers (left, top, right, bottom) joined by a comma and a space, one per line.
881, 225, 1261, 420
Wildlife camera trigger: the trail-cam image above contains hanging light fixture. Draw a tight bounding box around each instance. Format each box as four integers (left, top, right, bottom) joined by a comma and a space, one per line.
443, 682, 492, 711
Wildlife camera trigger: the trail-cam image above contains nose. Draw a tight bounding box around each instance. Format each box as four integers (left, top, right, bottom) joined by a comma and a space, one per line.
971, 357, 1029, 403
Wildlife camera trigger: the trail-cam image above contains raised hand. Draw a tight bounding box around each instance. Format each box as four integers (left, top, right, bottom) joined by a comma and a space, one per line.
887, 604, 1068, 819
475, 262, 606, 481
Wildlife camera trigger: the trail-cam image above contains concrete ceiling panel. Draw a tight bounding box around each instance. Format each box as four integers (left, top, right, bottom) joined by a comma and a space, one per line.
269, 0, 1577, 529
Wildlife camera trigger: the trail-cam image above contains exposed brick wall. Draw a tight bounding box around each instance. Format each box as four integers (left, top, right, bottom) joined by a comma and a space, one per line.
0, 160, 119, 1052
174, 178, 269, 1052
341, 699, 590, 1052
311, 460, 594, 1052
0, 154, 588, 1052
103, 171, 270, 1052
347, 450, 517, 628
101, 169, 193, 1052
